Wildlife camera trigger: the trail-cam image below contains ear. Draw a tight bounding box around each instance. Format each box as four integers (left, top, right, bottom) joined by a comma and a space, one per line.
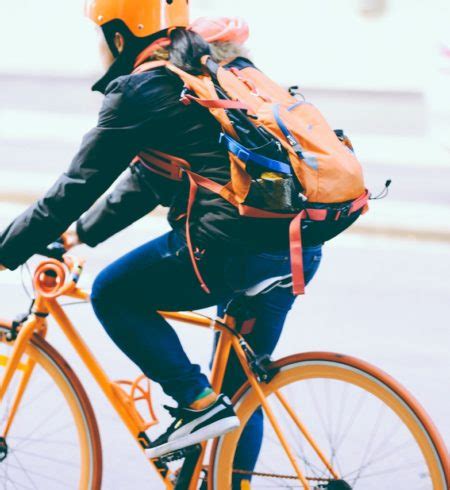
114, 33, 125, 54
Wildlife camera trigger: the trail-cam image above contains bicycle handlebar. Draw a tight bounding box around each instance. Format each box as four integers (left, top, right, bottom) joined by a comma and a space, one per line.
39, 239, 67, 262
34, 240, 85, 298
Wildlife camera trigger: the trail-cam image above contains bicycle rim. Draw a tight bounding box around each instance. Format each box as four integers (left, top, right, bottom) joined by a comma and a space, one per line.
209, 352, 449, 489
0, 322, 102, 489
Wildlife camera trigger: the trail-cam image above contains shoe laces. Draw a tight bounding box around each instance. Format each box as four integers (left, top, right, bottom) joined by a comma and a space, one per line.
164, 405, 183, 418
162, 405, 187, 433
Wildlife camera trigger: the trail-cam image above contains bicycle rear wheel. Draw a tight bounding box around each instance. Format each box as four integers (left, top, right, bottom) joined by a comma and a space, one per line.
0, 320, 102, 489
210, 352, 449, 489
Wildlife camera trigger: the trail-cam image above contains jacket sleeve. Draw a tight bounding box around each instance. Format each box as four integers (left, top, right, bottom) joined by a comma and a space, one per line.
76, 165, 158, 247
0, 77, 146, 270
76, 161, 181, 247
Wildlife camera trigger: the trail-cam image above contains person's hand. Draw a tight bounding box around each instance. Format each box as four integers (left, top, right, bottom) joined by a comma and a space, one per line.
62, 230, 82, 250
0, 265, 7, 272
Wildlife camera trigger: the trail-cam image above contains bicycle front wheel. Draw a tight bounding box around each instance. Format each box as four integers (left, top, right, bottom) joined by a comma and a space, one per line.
0, 320, 102, 489
210, 352, 449, 489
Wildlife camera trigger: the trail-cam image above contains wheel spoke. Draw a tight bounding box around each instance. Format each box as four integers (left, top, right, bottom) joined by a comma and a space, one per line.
13, 416, 73, 451
220, 358, 445, 489
0, 335, 99, 489
11, 448, 79, 469
3, 462, 69, 487
10, 452, 39, 490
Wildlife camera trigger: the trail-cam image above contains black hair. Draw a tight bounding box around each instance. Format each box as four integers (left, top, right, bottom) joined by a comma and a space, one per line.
168, 28, 211, 74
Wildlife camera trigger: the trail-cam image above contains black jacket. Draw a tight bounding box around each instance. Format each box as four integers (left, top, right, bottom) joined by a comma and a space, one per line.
0, 59, 357, 270
0, 60, 295, 270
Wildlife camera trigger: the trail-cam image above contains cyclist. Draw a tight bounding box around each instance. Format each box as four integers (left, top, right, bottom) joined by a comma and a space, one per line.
0, 1, 324, 485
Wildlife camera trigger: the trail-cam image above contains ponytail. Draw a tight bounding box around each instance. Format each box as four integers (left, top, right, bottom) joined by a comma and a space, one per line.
168, 28, 211, 74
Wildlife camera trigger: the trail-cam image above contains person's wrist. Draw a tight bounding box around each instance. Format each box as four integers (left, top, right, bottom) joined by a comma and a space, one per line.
0, 265, 7, 272
62, 229, 82, 250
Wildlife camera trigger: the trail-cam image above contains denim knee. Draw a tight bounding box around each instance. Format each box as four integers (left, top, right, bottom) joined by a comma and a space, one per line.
91, 267, 116, 311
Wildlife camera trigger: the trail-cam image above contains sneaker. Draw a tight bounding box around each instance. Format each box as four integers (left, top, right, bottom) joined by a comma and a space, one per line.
146, 394, 240, 459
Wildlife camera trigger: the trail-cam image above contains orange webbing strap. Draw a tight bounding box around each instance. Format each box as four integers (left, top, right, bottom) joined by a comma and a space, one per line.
187, 171, 239, 207
289, 212, 307, 295
137, 149, 190, 181
184, 169, 370, 297
181, 94, 249, 110
133, 39, 171, 69
185, 172, 211, 294
183, 170, 243, 295
238, 205, 308, 295
132, 60, 168, 75
133, 59, 246, 142
351, 190, 371, 214
202, 76, 240, 140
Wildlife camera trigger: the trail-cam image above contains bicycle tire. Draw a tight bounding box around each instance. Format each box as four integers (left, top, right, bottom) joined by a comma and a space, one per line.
209, 352, 450, 489
0, 320, 102, 489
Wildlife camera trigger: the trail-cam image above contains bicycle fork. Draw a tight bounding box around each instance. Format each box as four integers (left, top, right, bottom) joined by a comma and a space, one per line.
0, 299, 48, 439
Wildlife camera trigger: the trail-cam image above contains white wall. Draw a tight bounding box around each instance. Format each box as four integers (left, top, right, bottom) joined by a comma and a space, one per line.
197, 0, 447, 92
0, 0, 448, 93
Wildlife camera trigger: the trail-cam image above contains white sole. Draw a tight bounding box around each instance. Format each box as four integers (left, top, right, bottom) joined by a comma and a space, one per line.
146, 416, 240, 460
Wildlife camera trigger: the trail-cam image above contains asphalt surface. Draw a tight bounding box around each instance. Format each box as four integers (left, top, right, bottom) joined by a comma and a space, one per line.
0, 210, 449, 488
0, 76, 449, 488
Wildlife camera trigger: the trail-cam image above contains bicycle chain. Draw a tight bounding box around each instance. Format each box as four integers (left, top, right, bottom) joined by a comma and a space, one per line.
233, 468, 332, 483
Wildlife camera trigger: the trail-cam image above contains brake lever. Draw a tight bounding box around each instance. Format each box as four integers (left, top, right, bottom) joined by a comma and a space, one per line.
38, 240, 67, 262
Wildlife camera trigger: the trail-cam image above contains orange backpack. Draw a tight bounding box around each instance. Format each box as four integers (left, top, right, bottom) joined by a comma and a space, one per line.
133, 57, 370, 296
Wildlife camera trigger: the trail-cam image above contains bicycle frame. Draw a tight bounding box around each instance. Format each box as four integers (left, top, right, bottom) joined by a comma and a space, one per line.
0, 266, 337, 489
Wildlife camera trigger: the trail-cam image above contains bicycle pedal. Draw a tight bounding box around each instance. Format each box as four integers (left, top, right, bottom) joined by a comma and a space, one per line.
158, 444, 202, 464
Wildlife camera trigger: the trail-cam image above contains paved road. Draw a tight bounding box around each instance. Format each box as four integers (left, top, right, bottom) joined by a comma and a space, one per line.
0, 76, 449, 487
0, 207, 449, 488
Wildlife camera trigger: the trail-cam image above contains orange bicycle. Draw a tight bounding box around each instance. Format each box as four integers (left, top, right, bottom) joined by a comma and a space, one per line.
0, 242, 448, 489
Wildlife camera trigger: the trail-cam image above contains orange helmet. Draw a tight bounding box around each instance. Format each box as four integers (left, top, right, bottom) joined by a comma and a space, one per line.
85, 0, 190, 38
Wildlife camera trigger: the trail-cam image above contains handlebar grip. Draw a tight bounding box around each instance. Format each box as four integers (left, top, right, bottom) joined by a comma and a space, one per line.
39, 240, 67, 261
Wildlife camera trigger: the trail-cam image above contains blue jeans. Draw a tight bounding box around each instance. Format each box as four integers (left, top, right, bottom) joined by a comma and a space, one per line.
91, 230, 322, 481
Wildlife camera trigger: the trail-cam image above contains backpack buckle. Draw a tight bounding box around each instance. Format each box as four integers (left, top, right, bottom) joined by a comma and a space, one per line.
180, 88, 192, 106
342, 203, 353, 216
326, 203, 352, 221
194, 247, 206, 261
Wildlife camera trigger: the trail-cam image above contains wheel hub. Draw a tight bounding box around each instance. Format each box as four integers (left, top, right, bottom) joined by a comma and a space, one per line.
318, 481, 352, 490
0, 437, 8, 463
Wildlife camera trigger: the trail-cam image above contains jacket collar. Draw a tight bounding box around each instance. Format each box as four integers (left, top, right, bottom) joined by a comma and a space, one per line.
92, 54, 135, 94
92, 31, 170, 94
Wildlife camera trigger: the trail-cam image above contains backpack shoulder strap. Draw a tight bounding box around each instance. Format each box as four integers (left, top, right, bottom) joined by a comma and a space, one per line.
166, 62, 242, 139
132, 60, 168, 75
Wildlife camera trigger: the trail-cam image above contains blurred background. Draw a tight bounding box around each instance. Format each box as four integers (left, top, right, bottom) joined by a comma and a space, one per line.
0, 0, 449, 487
